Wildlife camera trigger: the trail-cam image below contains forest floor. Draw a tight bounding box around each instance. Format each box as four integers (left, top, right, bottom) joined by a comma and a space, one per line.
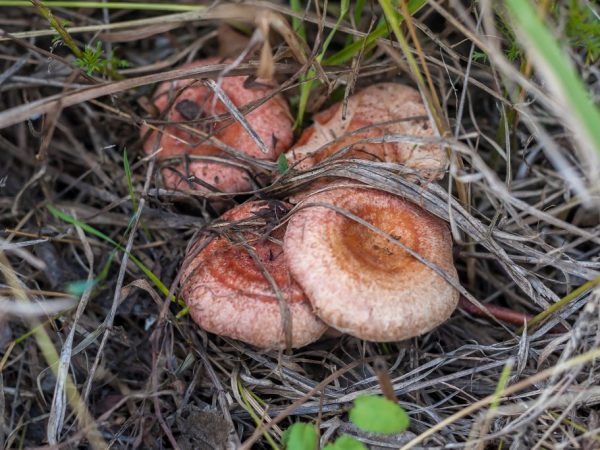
1, 1, 600, 449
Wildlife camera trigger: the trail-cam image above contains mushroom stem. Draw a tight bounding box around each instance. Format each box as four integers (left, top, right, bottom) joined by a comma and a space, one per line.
457, 297, 567, 333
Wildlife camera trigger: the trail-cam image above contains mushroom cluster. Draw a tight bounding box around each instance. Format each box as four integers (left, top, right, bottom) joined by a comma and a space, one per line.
147, 62, 460, 348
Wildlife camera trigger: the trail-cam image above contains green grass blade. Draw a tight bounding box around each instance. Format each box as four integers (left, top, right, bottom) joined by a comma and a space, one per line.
323, 0, 350, 52
47, 205, 120, 248
353, 0, 366, 28
175, 306, 189, 318
490, 360, 513, 410
294, 71, 315, 129
295, 0, 350, 127
471, 358, 514, 443
324, 21, 387, 66
290, 0, 307, 41
237, 378, 281, 450
504, 0, 600, 161
324, 0, 429, 66
123, 149, 153, 239
518, 274, 600, 332
46, 205, 179, 303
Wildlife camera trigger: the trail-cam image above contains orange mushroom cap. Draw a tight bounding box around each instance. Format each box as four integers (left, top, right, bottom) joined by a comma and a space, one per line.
283, 185, 459, 341
180, 200, 327, 348
141, 57, 293, 194
286, 83, 447, 180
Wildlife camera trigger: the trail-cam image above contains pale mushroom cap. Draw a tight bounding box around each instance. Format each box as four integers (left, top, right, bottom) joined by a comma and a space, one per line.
286, 83, 447, 180
141, 57, 293, 193
283, 186, 459, 341
180, 201, 327, 348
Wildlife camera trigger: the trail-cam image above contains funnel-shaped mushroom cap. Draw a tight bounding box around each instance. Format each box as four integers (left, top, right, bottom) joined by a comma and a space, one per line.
141, 58, 293, 193
180, 200, 327, 348
286, 83, 446, 180
283, 186, 459, 341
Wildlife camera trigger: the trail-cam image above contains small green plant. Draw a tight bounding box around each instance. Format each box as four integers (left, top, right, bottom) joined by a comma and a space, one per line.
323, 435, 368, 450
277, 153, 289, 174
31, 0, 128, 79
283, 423, 318, 450
349, 395, 410, 433
471, 51, 488, 63
496, 9, 524, 62
73, 41, 129, 76
565, 0, 600, 64
283, 395, 409, 450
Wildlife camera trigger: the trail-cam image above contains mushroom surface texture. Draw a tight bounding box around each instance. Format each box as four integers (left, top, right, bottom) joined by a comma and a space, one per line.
285, 83, 447, 180
180, 200, 327, 349
141, 57, 293, 194
283, 185, 459, 341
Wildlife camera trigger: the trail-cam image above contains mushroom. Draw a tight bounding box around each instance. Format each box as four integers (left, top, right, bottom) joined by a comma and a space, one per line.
286, 83, 447, 180
141, 57, 294, 195
180, 200, 327, 348
283, 185, 459, 341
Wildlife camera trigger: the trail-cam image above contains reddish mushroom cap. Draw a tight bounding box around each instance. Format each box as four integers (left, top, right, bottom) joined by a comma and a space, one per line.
161, 160, 253, 195
180, 200, 327, 348
141, 57, 293, 194
286, 83, 447, 180
283, 185, 459, 341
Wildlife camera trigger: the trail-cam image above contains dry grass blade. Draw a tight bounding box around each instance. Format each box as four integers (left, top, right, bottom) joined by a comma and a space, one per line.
0, 61, 296, 129
0, 297, 75, 316
0, 253, 106, 449
400, 341, 600, 449
204, 78, 270, 155
47, 225, 95, 445
504, 0, 600, 182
